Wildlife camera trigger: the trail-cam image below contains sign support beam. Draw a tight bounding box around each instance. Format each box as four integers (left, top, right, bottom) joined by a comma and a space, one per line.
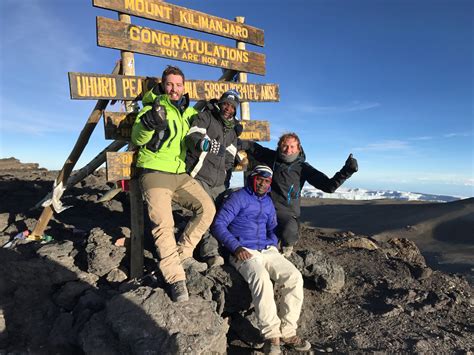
118, 13, 145, 280
30, 60, 122, 239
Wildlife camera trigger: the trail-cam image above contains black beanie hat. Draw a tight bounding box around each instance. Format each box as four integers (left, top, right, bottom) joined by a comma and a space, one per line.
218, 89, 240, 110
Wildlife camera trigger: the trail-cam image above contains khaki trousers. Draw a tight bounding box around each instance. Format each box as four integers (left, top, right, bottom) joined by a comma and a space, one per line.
230, 246, 304, 339
140, 171, 215, 283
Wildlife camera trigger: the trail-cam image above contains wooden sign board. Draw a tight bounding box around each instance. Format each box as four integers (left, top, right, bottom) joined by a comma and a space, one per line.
106, 151, 136, 182
69, 72, 279, 102
106, 150, 249, 180
93, 0, 264, 47
97, 17, 266, 75
103, 111, 270, 142
104, 112, 135, 141
239, 120, 270, 141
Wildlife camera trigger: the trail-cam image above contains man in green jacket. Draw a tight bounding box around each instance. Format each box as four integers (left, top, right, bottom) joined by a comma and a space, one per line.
131, 65, 215, 302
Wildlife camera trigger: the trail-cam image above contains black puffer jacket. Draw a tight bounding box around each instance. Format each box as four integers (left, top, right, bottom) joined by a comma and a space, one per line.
185, 102, 241, 188
244, 142, 355, 216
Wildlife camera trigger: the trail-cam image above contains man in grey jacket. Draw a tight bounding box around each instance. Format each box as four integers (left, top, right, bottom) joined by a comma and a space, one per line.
185, 89, 243, 267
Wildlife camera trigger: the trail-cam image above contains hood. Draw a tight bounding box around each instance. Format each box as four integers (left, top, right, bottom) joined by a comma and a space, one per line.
244, 180, 272, 198
277, 145, 306, 164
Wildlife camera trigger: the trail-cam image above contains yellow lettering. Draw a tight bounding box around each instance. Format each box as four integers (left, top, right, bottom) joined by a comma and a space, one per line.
171, 35, 179, 49
77, 76, 87, 97
125, 0, 135, 11
185, 82, 197, 99
91, 77, 98, 97
100, 77, 109, 96
141, 29, 151, 43
179, 10, 187, 24
122, 78, 131, 97
130, 27, 140, 41
122, 167, 131, 177
200, 16, 209, 30
162, 33, 170, 47
136, 0, 144, 12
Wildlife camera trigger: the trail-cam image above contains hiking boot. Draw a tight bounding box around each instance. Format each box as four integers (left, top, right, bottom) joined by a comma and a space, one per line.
282, 245, 294, 258
206, 255, 225, 268
182, 257, 208, 272
263, 337, 281, 355
281, 335, 311, 351
169, 280, 189, 302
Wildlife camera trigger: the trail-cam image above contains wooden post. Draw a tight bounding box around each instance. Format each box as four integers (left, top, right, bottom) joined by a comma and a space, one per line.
236, 17, 251, 122
236, 17, 252, 183
119, 13, 144, 279
33, 140, 127, 210
31, 61, 121, 238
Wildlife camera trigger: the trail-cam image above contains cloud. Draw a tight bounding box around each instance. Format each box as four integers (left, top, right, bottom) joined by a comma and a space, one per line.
353, 140, 411, 152
444, 132, 473, 138
409, 136, 434, 141
464, 179, 474, 187
296, 101, 381, 115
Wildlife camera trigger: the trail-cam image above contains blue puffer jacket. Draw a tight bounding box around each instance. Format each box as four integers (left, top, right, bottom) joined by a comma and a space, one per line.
211, 186, 279, 253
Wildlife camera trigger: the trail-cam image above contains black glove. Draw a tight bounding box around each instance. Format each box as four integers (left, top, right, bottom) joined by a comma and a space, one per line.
237, 138, 254, 151
344, 154, 358, 173
200, 138, 225, 156
140, 101, 168, 131
234, 123, 243, 137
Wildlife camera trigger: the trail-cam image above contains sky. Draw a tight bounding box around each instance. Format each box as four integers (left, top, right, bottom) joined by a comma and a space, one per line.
0, 0, 472, 197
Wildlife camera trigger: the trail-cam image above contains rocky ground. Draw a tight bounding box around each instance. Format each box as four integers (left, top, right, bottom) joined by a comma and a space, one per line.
0, 158, 473, 353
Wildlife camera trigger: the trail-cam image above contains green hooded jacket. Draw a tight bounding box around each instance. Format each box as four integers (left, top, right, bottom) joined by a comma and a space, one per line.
131, 89, 197, 173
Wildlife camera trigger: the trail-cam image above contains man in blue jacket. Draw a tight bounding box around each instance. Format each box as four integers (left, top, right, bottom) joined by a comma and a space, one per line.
240, 133, 358, 257
212, 165, 311, 354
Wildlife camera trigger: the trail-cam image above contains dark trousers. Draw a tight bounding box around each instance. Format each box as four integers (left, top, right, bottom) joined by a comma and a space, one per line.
275, 212, 300, 247
197, 181, 227, 259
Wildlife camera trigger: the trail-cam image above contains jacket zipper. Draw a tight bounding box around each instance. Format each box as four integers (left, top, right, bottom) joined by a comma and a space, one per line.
256, 198, 262, 250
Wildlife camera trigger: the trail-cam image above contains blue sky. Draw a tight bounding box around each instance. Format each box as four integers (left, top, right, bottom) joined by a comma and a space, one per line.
0, 0, 472, 197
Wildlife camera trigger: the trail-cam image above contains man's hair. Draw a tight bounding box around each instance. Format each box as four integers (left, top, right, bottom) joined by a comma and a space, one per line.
161, 65, 185, 84
278, 132, 301, 150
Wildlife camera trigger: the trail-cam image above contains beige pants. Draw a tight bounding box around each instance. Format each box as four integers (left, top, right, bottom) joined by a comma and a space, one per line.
230, 246, 304, 339
140, 171, 216, 283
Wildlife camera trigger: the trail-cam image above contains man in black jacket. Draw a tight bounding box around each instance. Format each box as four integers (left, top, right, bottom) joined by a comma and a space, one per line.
241, 132, 358, 257
185, 90, 243, 267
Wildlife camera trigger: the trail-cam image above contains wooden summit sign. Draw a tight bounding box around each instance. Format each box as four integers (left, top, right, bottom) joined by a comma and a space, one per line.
103, 111, 271, 142
68, 72, 279, 102
97, 17, 266, 75
93, 0, 264, 47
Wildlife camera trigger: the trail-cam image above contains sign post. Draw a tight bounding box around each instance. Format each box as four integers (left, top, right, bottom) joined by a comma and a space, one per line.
116, 13, 145, 279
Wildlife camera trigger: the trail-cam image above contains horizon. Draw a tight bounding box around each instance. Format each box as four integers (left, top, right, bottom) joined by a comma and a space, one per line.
0, 0, 472, 197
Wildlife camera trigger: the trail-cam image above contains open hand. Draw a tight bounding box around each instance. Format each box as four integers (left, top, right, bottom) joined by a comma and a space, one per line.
234, 247, 252, 261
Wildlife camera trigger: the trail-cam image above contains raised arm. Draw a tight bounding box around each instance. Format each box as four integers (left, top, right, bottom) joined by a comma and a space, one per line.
303, 154, 358, 193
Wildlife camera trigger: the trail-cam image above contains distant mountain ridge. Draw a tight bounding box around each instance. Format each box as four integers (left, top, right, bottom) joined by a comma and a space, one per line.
301, 186, 464, 203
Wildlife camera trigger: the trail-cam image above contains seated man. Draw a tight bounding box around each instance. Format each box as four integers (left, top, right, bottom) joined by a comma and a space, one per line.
239, 133, 358, 257
211, 165, 311, 354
